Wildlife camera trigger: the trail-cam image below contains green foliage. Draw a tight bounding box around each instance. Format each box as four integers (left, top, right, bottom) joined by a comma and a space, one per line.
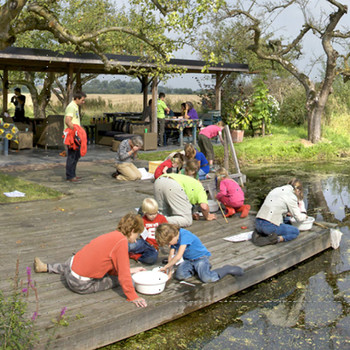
0, 265, 38, 350
221, 80, 279, 133
277, 85, 306, 125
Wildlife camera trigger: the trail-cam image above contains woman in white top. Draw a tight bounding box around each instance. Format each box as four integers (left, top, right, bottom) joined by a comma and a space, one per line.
255, 178, 308, 242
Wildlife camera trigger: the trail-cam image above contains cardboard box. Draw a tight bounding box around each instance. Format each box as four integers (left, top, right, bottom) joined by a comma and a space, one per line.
138, 132, 157, 151
10, 131, 33, 150
148, 161, 162, 173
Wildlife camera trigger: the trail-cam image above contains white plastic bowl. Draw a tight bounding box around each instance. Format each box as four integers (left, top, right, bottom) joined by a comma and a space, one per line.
208, 199, 219, 212
291, 216, 315, 231
132, 271, 168, 295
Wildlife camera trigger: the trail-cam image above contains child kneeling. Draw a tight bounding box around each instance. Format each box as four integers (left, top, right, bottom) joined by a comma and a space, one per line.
156, 223, 244, 282
215, 167, 250, 218
129, 198, 168, 265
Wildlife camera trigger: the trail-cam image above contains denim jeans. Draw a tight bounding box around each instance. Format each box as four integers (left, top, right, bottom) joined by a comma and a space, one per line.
128, 239, 158, 265
255, 217, 299, 242
66, 147, 81, 180
198, 168, 208, 180
175, 256, 220, 283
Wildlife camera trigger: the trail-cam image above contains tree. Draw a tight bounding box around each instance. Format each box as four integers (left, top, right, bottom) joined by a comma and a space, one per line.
202, 0, 350, 143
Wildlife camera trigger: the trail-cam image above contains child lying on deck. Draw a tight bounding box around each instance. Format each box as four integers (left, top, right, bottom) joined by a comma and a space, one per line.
156, 223, 244, 282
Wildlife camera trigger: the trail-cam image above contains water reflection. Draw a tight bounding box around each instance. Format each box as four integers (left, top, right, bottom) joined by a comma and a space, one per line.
105, 165, 350, 350
199, 172, 350, 350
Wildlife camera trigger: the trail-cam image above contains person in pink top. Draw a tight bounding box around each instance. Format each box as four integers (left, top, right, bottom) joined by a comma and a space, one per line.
33, 213, 148, 308
215, 167, 251, 218
198, 121, 224, 171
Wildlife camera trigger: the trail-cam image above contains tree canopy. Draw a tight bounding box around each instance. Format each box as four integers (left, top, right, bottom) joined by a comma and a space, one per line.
197, 0, 350, 143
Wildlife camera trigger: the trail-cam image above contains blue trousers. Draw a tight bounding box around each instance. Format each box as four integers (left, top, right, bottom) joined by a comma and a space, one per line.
175, 256, 220, 283
255, 217, 299, 242
128, 239, 158, 265
66, 147, 81, 180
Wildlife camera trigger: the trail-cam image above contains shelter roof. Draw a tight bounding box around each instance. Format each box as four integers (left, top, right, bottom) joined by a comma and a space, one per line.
0, 46, 249, 75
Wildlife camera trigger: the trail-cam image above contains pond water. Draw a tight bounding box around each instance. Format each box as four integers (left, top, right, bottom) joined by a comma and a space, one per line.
104, 161, 350, 350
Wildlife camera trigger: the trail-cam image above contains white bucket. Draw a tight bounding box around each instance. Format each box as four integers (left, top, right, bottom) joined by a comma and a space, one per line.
132, 271, 168, 295
291, 216, 315, 231
208, 199, 219, 212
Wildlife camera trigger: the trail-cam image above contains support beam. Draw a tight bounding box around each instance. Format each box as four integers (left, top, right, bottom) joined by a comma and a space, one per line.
215, 73, 229, 111
151, 77, 158, 134
2, 68, 8, 114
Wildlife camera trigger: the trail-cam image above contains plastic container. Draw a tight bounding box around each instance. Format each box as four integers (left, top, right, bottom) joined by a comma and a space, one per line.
132, 271, 168, 295
148, 161, 163, 174
208, 199, 219, 212
291, 216, 315, 231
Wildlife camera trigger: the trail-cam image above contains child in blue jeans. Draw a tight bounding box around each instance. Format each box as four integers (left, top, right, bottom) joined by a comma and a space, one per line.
156, 223, 244, 282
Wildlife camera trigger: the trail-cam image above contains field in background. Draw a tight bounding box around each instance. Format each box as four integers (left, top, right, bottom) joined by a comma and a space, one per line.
4, 93, 202, 119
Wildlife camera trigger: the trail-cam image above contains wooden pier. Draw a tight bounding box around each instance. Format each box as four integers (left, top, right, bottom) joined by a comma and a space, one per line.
0, 161, 332, 349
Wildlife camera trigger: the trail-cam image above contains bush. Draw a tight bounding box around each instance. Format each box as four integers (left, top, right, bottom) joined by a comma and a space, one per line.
278, 86, 306, 125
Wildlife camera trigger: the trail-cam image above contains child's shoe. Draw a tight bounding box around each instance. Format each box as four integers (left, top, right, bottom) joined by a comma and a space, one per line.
59, 150, 67, 157
225, 206, 236, 218
34, 257, 48, 273
213, 265, 244, 279
237, 204, 251, 218
129, 253, 142, 261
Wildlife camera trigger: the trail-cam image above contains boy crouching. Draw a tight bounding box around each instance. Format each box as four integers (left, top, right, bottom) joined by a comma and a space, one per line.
156, 223, 244, 283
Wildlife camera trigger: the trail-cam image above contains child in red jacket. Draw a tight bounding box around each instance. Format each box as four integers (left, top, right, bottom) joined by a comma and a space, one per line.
129, 198, 168, 264
154, 153, 184, 179
215, 167, 250, 218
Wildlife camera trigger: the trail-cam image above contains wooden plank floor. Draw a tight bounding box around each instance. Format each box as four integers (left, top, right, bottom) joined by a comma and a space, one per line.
0, 161, 331, 349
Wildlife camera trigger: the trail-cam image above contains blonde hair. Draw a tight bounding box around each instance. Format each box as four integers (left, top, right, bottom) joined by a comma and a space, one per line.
184, 143, 196, 159
216, 121, 225, 127
155, 223, 179, 247
117, 213, 144, 237
185, 159, 199, 176
215, 167, 229, 186
288, 178, 304, 201
142, 198, 158, 214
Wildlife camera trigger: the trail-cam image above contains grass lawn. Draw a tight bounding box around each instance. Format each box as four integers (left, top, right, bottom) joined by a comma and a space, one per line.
138, 124, 350, 166
0, 173, 63, 203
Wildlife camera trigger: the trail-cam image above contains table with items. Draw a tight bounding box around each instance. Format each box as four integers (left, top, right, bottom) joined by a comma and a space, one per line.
164, 118, 202, 147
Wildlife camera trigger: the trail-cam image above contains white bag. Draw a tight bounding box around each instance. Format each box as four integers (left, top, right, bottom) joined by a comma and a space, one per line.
330, 228, 342, 249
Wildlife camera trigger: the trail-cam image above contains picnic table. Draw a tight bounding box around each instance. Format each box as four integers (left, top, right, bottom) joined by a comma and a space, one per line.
0, 122, 19, 155
164, 118, 202, 147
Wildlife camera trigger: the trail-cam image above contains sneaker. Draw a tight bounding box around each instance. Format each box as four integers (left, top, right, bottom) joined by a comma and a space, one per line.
34, 257, 47, 273
205, 174, 211, 179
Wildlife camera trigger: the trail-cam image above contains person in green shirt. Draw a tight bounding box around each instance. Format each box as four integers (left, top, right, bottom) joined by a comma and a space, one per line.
157, 92, 170, 147
154, 173, 216, 227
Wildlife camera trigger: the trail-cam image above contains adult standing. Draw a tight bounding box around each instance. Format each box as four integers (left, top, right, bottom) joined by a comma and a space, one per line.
114, 135, 143, 181
65, 91, 86, 182
11, 87, 26, 119
198, 121, 224, 171
157, 92, 170, 147
255, 178, 308, 243
154, 173, 216, 227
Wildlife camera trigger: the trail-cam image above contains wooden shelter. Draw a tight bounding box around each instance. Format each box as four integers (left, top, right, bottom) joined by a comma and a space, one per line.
0, 46, 249, 133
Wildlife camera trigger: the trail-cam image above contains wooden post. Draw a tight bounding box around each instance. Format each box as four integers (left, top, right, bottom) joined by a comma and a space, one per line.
151, 77, 158, 134
2, 68, 8, 114
224, 125, 244, 187
66, 64, 74, 108
215, 73, 228, 111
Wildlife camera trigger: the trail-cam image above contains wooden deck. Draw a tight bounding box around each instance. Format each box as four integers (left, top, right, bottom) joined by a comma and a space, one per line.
0, 161, 332, 349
